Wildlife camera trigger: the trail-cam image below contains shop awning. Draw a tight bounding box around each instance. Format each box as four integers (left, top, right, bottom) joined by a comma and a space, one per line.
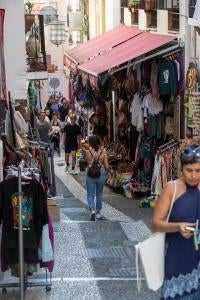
79, 32, 177, 77
64, 24, 142, 65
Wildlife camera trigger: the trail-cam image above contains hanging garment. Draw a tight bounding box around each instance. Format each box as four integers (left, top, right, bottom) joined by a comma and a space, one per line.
0, 177, 48, 266
186, 63, 197, 90
159, 61, 178, 96
154, 155, 168, 198
130, 92, 141, 126
150, 60, 159, 102
175, 56, 185, 95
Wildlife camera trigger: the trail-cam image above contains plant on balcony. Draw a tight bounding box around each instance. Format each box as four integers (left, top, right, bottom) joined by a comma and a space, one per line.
128, 0, 140, 13
25, 1, 34, 15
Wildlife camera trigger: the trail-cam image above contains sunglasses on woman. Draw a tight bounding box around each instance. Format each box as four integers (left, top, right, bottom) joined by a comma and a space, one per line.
182, 147, 200, 161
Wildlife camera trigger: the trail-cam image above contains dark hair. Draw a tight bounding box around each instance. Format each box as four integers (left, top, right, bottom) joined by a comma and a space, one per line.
181, 144, 200, 166
88, 135, 101, 151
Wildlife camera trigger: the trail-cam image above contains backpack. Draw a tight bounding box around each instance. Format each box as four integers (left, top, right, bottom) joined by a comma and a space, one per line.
87, 150, 102, 179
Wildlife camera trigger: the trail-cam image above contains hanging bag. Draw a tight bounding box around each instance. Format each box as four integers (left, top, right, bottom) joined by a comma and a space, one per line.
135, 180, 177, 291
87, 150, 102, 179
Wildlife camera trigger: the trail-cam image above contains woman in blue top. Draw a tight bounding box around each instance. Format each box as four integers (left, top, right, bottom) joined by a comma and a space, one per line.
152, 144, 200, 299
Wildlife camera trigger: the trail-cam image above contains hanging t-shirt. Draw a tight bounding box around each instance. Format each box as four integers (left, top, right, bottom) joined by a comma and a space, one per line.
175, 56, 185, 95
130, 92, 141, 127
159, 61, 178, 96
0, 177, 48, 265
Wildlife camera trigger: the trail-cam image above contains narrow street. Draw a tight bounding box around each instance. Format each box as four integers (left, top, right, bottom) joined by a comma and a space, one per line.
1, 155, 160, 299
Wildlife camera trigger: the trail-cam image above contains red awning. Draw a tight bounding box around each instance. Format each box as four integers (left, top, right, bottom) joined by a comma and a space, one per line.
64, 24, 142, 65
79, 32, 177, 76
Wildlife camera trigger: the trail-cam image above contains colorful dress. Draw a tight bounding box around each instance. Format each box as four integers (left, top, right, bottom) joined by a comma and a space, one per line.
161, 185, 200, 299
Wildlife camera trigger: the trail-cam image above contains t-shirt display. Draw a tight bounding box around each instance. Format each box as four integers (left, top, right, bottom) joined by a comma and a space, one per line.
0, 177, 48, 265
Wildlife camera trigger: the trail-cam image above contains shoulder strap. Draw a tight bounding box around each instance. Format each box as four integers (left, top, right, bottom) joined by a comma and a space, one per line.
89, 149, 94, 158
166, 180, 177, 222
96, 149, 103, 161
89, 149, 102, 161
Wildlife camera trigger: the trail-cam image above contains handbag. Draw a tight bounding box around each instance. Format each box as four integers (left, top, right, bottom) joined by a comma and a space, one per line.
41, 224, 54, 263
135, 181, 177, 292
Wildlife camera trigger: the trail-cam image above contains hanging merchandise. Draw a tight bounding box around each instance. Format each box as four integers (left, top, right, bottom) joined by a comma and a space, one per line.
159, 60, 178, 96
150, 60, 159, 102
186, 62, 197, 90
83, 79, 95, 108
28, 81, 36, 107
0, 165, 53, 296
186, 92, 200, 138
151, 140, 179, 198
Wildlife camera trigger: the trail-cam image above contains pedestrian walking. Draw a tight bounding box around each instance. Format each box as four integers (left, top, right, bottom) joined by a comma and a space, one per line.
82, 135, 110, 221
35, 110, 52, 143
152, 144, 200, 299
50, 112, 61, 155
58, 98, 70, 131
62, 114, 81, 174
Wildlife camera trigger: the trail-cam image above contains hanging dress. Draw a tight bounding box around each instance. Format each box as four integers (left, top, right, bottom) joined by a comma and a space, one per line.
161, 185, 200, 299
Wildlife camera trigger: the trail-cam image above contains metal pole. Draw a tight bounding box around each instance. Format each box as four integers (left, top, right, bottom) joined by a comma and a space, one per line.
18, 166, 24, 300
112, 91, 117, 143
8, 91, 16, 147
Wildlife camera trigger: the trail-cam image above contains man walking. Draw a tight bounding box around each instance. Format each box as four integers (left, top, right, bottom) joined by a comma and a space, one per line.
62, 114, 81, 174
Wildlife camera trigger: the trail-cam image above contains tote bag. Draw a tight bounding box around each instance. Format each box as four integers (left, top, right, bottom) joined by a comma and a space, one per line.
135, 181, 177, 292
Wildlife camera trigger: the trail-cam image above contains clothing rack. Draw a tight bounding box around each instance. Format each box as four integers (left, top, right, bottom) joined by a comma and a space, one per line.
0, 165, 52, 299
158, 139, 179, 154
162, 49, 181, 58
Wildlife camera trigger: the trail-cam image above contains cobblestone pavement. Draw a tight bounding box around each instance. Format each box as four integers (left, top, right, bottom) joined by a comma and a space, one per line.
0, 156, 160, 300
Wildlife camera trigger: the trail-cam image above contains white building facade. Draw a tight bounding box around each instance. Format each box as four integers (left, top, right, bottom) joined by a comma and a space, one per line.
122, 0, 199, 74
0, 0, 27, 100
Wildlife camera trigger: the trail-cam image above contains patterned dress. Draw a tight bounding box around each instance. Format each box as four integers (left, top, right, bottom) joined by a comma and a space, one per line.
161, 185, 200, 299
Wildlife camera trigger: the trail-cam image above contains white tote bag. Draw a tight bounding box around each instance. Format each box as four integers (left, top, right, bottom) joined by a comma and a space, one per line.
135, 181, 177, 292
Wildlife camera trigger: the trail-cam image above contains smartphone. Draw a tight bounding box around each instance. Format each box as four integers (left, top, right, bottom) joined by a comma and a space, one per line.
185, 226, 195, 232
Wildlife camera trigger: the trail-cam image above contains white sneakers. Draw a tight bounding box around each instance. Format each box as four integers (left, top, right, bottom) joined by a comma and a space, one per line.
90, 210, 103, 221
69, 169, 78, 175
96, 213, 103, 220
64, 166, 78, 175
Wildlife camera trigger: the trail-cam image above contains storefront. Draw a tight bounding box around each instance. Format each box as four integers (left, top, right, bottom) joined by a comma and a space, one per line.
64, 24, 186, 201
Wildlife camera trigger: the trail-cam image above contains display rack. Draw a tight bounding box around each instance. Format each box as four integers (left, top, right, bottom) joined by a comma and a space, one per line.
0, 165, 52, 299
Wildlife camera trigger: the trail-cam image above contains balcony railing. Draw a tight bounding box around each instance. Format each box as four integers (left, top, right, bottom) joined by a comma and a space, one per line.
26, 56, 47, 72
121, 0, 180, 11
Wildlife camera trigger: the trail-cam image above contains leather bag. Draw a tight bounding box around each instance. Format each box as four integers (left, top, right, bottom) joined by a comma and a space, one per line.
135, 181, 177, 291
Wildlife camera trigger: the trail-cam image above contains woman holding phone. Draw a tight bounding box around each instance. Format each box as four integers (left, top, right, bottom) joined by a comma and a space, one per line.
152, 144, 200, 299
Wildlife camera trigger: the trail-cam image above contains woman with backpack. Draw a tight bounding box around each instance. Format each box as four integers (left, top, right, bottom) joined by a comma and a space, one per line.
82, 135, 110, 221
